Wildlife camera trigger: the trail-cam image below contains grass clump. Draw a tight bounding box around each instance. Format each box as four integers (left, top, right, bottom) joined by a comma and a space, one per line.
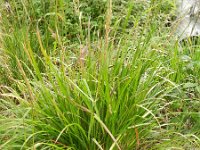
0, 0, 200, 149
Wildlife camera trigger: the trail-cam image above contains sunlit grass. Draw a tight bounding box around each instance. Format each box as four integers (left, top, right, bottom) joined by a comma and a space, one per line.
0, 0, 199, 149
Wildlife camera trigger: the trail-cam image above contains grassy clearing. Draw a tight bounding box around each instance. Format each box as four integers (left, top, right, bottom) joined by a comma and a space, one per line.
0, 0, 199, 149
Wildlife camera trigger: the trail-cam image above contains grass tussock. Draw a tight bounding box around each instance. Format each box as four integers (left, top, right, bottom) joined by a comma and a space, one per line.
0, 0, 199, 149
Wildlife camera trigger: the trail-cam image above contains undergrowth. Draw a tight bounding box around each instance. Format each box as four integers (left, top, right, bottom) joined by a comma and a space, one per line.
0, 0, 199, 149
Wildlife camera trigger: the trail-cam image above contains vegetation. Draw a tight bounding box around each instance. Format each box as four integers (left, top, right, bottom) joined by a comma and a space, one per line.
0, 0, 199, 149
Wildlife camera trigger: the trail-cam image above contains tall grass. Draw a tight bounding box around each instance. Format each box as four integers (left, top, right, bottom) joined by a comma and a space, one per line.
0, 0, 199, 149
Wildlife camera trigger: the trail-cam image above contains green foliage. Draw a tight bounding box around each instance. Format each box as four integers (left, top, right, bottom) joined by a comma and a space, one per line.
0, 0, 199, 149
